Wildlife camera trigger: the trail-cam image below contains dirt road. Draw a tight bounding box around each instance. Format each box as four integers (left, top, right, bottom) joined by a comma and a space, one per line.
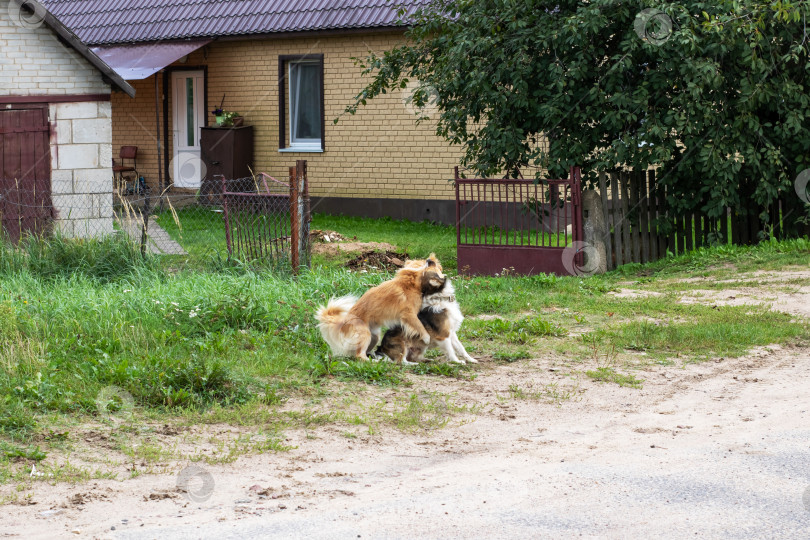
4, 339, 809, 539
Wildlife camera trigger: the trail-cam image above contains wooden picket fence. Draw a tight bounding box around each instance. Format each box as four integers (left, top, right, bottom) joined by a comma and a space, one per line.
596, 170, 810, 270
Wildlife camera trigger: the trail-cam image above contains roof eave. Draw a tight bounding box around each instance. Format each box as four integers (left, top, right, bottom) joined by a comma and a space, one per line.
84, 23, 411, 48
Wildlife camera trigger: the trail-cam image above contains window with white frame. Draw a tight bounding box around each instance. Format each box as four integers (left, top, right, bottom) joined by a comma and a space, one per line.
279, 55, 324, 152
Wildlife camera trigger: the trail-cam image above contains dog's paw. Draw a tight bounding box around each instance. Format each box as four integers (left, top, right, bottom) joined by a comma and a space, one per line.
465, 356, 478, 364
402, 359, 418, 366
450, 358, 466, 365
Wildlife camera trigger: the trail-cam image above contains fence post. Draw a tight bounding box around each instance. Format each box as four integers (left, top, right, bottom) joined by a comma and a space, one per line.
140, 187, 150, 257
571, 166, 584, 268
289, 165, 299, 272
220, 175, 233, 257
455, 166, 461, 248
296, 159, 309, 269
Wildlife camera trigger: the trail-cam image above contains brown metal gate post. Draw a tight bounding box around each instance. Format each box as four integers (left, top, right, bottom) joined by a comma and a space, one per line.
571, 166, 584, 268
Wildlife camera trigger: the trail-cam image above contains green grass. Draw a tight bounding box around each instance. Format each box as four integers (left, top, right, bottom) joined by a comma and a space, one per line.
585, 367, 643, 388
152, 208, 458, 270
0, 216, 808, 487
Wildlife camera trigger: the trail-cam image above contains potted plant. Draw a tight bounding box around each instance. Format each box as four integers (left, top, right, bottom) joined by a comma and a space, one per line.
211, 95, 243, 127
220, 111, 242, 127
212, 106, 225, 126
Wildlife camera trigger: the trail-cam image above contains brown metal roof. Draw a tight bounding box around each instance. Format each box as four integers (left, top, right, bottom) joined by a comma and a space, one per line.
40, 0, 429, 46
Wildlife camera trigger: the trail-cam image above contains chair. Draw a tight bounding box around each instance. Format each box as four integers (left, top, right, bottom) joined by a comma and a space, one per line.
112, 146, 139, 194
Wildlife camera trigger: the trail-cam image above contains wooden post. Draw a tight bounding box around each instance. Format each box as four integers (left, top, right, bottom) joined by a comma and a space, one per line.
296, 159, 309, 269
620, 172, 631, 264
685, 211, 694, 252
599, 171, 613, 270
289, 165, 299, 272
629, 171, 641, 263
639, 170, 650, 264
611, 172, 623, 267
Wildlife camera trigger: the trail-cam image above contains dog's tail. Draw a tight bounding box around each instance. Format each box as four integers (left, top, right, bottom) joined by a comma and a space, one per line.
315, 295, 358, 356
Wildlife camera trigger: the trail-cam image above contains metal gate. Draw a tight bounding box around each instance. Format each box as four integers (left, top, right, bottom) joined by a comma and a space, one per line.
454, 166, 583, 276
0, 106, 53, 243
220, 160, 310, 271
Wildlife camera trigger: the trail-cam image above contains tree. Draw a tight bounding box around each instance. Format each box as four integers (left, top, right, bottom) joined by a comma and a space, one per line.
345, 0, 810, 235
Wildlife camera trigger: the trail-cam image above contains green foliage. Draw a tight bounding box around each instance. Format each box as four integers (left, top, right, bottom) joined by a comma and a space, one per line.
492, 349, 532, 362
586, 367, 643, 388
0, 233, 159, 283
346, 0, 810, 226
406, 361, 471, 378
463, 315, 566, 344
311, 357, 406, 386
0, 441, 46, 461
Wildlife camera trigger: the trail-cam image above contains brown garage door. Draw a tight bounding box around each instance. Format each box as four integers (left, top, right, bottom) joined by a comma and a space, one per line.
0, 106, 53, 243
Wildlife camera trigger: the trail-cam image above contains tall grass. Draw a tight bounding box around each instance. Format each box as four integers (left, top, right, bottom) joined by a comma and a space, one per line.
0, 232, 160, 282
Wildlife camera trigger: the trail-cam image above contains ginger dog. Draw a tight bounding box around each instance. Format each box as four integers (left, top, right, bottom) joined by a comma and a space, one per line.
377, 273, 477, 365
316, 254, 444, 360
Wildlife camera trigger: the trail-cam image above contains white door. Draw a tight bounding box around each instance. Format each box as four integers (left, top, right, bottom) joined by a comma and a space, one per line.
171, 70, 205, 189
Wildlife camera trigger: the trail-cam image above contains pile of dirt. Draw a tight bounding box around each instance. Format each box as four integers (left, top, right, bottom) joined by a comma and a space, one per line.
345, 250, 410, 272
310, 229, 349, 243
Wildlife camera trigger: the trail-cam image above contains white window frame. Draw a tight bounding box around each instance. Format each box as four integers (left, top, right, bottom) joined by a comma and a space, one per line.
285, 60, 323, 152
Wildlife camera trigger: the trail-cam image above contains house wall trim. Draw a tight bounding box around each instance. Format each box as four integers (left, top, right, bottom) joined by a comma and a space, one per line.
0, 94, 111, 104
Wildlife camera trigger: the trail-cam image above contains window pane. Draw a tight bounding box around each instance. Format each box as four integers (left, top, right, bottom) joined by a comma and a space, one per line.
291, 63, 321, 142
186, 78, 194, 147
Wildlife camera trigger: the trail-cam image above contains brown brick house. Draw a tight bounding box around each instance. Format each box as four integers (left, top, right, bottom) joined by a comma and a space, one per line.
41, 0, 463, 223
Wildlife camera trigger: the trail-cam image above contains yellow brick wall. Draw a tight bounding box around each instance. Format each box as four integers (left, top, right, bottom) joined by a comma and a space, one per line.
110, 76, 163, 187
110, 31, 462, 201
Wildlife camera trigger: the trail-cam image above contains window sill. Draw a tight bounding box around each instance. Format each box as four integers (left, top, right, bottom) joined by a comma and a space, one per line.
278, 146, 323, 153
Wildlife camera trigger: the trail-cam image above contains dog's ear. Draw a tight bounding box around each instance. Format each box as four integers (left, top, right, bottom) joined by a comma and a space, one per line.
427, 272, 445, 290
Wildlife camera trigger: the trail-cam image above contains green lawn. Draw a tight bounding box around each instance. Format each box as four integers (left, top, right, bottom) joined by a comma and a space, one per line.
0, 217, 808, 487
152, 208, 458, 269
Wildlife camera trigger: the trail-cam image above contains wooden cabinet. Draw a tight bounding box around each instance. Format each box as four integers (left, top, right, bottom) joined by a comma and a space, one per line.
200, 126, 254, 200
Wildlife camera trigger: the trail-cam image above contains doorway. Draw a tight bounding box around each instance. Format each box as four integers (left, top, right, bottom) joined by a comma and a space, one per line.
171, 70, 205, 189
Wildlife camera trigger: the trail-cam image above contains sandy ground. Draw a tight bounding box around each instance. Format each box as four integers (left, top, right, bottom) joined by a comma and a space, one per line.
4, 345, 809, 539
2, 271, 810, 539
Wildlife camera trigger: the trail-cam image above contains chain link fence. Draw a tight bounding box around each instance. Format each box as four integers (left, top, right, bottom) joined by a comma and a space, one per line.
0, 161, 311, 272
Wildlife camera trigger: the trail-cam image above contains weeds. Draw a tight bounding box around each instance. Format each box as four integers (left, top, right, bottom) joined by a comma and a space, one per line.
462, 315, 565, 344
507, 382, 581, 403
585, 367, 643, 388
